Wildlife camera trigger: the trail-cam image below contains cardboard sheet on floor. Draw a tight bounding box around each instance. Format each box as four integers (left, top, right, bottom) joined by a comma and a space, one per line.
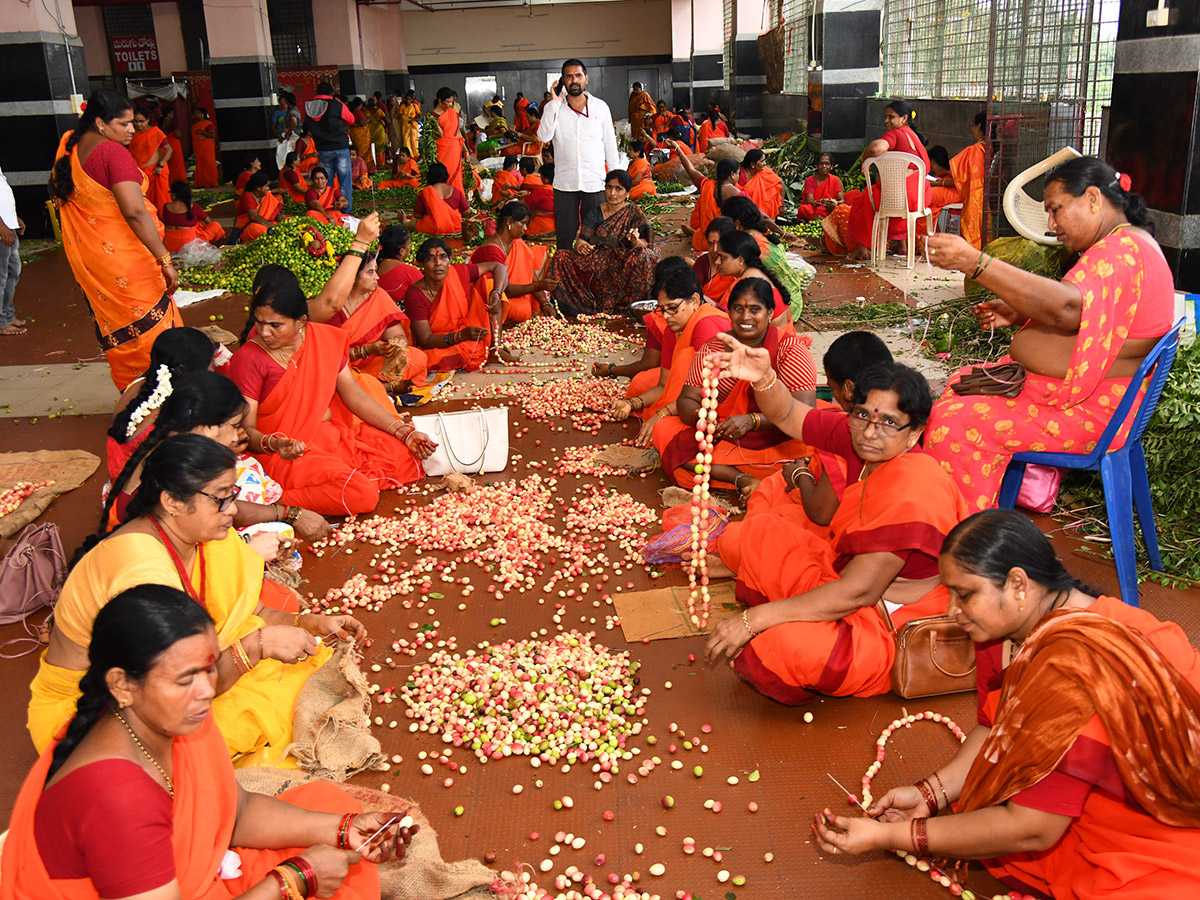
613, 581, 741, 641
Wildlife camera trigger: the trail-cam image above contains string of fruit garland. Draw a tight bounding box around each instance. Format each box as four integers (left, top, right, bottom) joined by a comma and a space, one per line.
0, 480, 54, 517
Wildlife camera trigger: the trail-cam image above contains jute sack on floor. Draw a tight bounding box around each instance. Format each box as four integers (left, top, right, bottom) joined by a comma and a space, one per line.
285, 644, 387, 781
593, 444, 659, 474
0, 450, 101, 539
235, 768, 495, 900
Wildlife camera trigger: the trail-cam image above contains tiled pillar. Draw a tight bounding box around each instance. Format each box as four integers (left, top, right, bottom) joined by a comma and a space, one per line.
1107, 1, 1200, 289
671, 0, 725, 115
808, 0, 882, 161
203, 0, 278, 179
316, 0, 385, 98
0, 0, 88, 237
729, 0, 768, 136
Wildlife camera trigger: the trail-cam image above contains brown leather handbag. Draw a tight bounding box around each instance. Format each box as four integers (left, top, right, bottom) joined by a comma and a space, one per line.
877, 602, 977, 699
949, 361, 1026, 398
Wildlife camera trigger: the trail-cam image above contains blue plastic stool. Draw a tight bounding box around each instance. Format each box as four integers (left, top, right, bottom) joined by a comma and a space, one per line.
996, 319, 1184, 606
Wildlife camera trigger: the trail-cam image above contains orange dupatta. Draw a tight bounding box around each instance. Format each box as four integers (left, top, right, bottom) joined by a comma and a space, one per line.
129, 126, 171, 212
436, 108, 465, 193
416, 186, 462, 235
306, 186, 345, 225
236, 192, 282, 243
0, 717, 378, 900
378, 158, 419, 189
280, 168, 308, 203
473, 239, 548, 325
745, 167, 784, 219
425, 269, 490, 372
949, 141, 985, 249
55, 132, 181, 391
166, 132, 186, 184
628, 159, 657, 199
691, 180, 720, 253
191, 120, 219, 188
643, 305, 727, 420
704, 273, 738, 310
338, 287, 427, 389
492, 169, 523, 203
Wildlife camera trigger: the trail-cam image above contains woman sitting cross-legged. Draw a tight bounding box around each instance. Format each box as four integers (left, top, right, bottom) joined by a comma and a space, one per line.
923, 156, 1174, 513
469, 201, 556, 325
8, 584, 415, 900
547, 169, 659, 316
703, 350, 968, 706
308, 215, 429, 394
304, 166, 349, 226
412, 162, 470, 236
28, 434, 363, 765
227, 269, 436, 516
404, 237, 517, 371
813, 509, 1200, 897
236, 171, 283, 244
161, 181, 225, 253
591, 257, 691, 388
652, 277, 816, 497
610, 262, 730, 448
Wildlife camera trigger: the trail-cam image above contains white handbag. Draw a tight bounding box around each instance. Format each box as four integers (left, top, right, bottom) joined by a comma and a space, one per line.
411, 406, 509, 476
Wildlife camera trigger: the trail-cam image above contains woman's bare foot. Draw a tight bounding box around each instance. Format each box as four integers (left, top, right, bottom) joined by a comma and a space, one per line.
736, 475, 761, 500
0, 324, 26, 336
10, 318, 26, 327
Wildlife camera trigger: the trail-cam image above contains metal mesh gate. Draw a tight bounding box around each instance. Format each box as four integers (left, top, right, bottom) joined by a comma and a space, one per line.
781, 0, 812, 95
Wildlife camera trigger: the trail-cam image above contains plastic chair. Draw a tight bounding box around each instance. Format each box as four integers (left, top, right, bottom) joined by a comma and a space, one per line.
1002, 146, 1081, 245
863, 151, 933, 269
996, 319, 1185, 606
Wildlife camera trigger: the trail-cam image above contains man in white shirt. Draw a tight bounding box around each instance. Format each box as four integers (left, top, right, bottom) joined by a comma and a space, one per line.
0, 163, 25, 336
537, 59, 620, 249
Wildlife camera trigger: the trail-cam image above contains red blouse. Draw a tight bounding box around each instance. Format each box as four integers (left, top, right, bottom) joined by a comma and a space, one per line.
81, 141, 142, 190
402, 264, 480, 322
227, 340, 348, 402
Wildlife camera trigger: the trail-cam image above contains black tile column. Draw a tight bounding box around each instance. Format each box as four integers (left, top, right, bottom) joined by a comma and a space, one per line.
807, 0, 881, 163
210, 55, 279, 179
0, 31, 89, 238
673, 52, 724, 115
1108, 1, 1200, 289
731, 36, 766, 136
338, 67, 386, 99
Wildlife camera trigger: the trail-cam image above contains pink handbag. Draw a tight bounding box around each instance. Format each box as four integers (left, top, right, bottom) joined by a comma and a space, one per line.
1016, 463, 1064, 514
0, 522, 67, 657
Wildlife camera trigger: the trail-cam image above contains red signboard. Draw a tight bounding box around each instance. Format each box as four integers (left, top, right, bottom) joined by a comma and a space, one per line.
110, 35, 160, 74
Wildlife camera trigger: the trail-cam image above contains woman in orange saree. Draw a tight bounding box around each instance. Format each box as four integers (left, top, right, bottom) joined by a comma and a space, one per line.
673, 144, 744, 253
351, 148, 373, 191
653, 278, 815, 496
491, 155, 525, 204
228, 271, 435, 516
161, 108, 187, 185
304, 167, 348, 226
696, 110, 730, 153
514, 93, 531, 132
799, 153, 844, 221
295, 134, 320, 178
279, 151, 309, 203
161, 181, 225, 252
309, 216, 428, 391
191, 108, 220, 188
704, 357, 967, 706
814, 509, 1200, 897
405, 237, 516, 372
413, 163, 469, 235
742, 149, 784, 219
378, 147, 420, 189
433, 88, 466, 193
522, 162, 556, 235
924, 158, 1175, 512
949, 112, 988, 249
626, 141, 658, 200
51, 91, 184, 391
130, 108, 173, 213
469, 202, 554, 325
235, 173, 283, 243
3, 585, 412, 900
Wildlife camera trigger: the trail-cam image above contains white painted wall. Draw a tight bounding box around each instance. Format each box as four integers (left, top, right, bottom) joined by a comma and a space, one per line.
74, 5, 111, 78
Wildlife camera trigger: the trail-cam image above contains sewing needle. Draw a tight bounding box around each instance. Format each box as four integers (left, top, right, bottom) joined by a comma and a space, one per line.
355, 815, 399, 853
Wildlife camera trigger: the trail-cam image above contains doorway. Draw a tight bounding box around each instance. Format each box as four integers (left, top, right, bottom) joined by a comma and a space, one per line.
628, 69, 659, 104
464, 75, 497, 126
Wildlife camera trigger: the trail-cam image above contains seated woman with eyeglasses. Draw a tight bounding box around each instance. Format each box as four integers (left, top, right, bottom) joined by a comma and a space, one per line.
702, 351, 968, 707
28, 434, 366, 767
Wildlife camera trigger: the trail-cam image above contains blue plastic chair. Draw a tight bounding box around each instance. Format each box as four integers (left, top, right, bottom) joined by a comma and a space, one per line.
996, 318, 1185, 606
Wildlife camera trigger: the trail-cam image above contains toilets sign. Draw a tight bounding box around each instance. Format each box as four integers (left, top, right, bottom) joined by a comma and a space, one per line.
110, 35, 160, 74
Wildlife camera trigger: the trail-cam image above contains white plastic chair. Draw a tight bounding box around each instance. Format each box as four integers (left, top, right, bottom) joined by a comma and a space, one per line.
863, 152, 933, 269
1002, 146, 1082, 245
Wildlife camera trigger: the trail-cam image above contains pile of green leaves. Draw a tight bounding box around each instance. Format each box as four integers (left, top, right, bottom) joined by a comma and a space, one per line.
1063, 337, 1200, 583
655, 180, 685, 194
181, 217, 360, 296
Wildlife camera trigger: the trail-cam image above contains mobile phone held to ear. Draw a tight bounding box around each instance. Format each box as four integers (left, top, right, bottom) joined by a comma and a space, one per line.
554, 79, 564, 97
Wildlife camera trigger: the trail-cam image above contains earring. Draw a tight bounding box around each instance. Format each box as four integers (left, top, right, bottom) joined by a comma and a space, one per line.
1091, 204, 1098, 213
1018, 590, 1026, 612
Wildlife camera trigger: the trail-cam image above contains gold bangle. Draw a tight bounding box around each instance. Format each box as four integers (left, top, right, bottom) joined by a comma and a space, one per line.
157, 253, 173, 267
752, 369, 777, 393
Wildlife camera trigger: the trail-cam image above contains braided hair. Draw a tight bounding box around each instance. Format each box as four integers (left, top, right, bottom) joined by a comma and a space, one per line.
47, 585, 214, 782
48, 90, 133, 202
97, 378, 243, 543
109, 327, 215, 443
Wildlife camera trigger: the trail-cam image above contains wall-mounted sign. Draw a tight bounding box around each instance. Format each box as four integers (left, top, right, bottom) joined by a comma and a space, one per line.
111, 35, 160, 74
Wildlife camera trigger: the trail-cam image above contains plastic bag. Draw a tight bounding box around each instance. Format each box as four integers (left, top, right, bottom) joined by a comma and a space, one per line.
175, 239, 223, 267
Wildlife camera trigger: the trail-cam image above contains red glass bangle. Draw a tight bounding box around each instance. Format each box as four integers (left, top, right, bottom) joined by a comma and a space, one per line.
267, 869, 289, 900
289, 856, 319, 899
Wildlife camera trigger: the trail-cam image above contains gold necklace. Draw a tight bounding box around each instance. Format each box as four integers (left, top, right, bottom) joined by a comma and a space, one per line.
113, 709, 174, 797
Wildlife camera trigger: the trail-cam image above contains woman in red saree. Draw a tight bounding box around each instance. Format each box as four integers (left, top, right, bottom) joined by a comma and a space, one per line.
3, 585, 414, 900
377, 224, 423, 304
469, 202, 554, 325
279, 151, 308, 203
378, 147, 420, 189
522, 161, 556, 235
814, 509, 1200, 898
191, 108, 219, 188
742, 149, 784, 219
704, 357, 967, 705
405, 237, 516, 371
309, 216, 428, 392
235, 172, 282, 243
304, 167, 348, 226
51, 91, 184, 391
612, 264, 729, 448
433, 88, 466, 194
626, 141, 658, 200
130, 108, 173, 213
228, 271, 435, 516
413, 162, 469, 236
825, 99, 929, 258
653, 278, 815, 496
924, 157, 1174, 512
351, 148, 373, 192
162, 181, 225, 252
799, 152, 843, 220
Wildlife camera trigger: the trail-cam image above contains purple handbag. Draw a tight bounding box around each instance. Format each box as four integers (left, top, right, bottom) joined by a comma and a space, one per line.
0, 522, 67, 657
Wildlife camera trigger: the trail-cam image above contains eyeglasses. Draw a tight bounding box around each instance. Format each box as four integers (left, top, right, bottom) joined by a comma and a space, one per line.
198, 486, 240, 513
848, 408, 913, 438
657, 299, 691, 317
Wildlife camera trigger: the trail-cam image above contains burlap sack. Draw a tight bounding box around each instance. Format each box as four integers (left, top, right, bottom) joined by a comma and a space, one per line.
705, 137, 746, 162
0, 450, 101, 539
285, 644, 387, 781
379, 340, 411, 385
658, 485, 739, 512
593, 445, 660, 474
234, 769, 495, 900
198, 324, 239, 350
429, 473, 477, 494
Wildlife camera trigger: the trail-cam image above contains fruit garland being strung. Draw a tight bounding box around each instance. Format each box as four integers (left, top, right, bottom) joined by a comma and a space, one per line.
0, 481, 54, 517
